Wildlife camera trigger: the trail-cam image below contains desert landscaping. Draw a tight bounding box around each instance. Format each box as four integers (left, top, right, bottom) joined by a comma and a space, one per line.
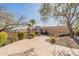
0, 3, 79, 56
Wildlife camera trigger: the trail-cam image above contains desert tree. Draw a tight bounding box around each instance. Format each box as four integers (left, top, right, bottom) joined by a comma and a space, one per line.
0, 7, 26, 32
27, 19, 36, 36
27, 19, 36, 29
27, 23, 32, 29
30, 19, 36, 29
39, 3, 79, 37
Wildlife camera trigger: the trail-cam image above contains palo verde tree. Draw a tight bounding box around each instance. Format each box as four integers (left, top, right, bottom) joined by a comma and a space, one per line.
39, 3, 79, 37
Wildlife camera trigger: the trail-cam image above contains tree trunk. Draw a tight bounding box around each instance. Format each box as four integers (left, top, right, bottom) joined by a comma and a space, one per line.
67, 20, 74, 38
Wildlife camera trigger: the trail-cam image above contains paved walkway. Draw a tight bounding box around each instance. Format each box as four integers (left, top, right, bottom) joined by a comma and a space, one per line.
0, 36, 79, 56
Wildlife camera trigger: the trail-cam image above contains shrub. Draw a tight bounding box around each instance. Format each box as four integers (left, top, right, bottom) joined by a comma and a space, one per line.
3, 38, 11, 46
49, 36, 56, 44
17, 32, 25, 40
58, 33, 69, 37
28, 32, 36, 39
0, 32, 8, 46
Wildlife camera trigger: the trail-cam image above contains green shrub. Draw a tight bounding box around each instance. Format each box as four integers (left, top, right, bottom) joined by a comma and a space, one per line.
30, 32, 35, 36
0, 32, 8, 46
17, 32, 25, 40
28, 32, 36, 39
49, 36, 56, 44
3, 38, 12, 46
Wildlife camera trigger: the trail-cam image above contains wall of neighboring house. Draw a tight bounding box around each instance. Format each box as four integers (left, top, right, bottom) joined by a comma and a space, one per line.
7, 26, 69, 40
42, 26, 69, 36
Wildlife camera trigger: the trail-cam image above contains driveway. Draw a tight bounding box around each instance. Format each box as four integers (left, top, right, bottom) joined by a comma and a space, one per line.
0, 36, 79, 56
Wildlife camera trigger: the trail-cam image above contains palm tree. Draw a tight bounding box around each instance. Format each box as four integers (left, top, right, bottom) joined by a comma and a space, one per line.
27, 23, 32, 29
30, 19, 36, 29
27, 19, 36, 31
27, 19, 36, 38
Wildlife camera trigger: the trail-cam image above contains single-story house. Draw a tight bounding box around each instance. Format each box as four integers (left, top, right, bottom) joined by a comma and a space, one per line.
42, 26, 69, 36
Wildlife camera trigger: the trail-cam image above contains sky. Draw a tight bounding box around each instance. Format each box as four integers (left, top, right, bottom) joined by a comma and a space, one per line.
0, 3, 60, 27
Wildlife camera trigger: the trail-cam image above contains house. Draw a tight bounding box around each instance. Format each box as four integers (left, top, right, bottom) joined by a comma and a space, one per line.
9, 26, 28, 32
42, 26, 69, 36
34, 26, 41, 35
7, 26, 28, 42
7, 26, 69, 39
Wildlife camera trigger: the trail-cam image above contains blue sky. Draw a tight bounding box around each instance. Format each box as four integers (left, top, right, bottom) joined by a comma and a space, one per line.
0, 3, 59, 27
